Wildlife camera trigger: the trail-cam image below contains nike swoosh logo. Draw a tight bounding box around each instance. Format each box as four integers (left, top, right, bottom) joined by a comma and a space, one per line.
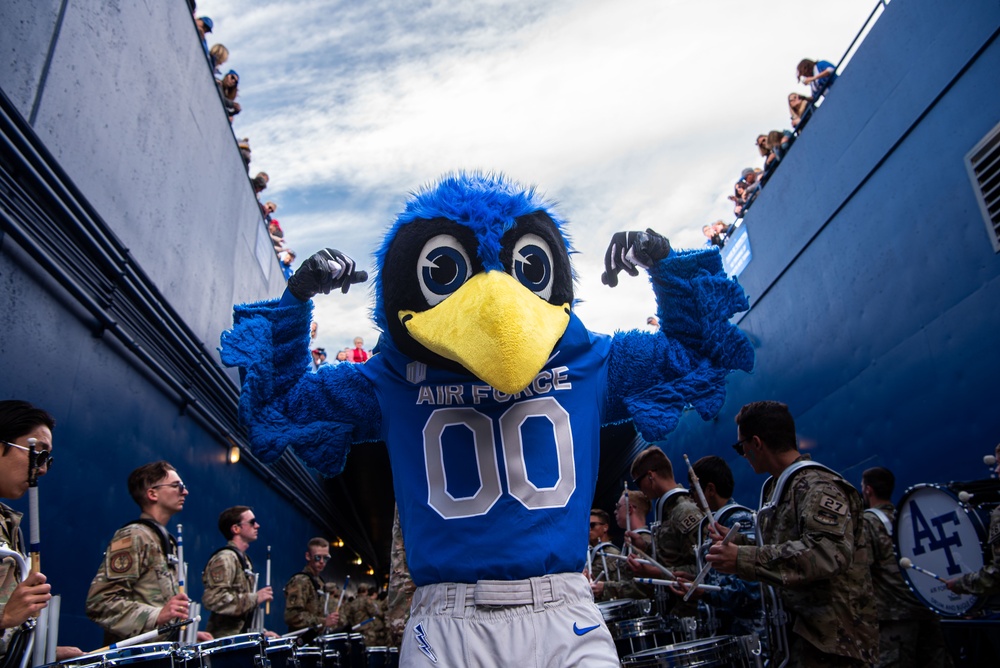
573, 622, 600, 636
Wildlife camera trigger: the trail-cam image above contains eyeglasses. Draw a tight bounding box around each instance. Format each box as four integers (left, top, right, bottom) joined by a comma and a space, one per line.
311, 554, 332, 563
732, 438, 751, 457
632, 471, 651, 487
150, 481, 187, 493
3, 442, 54, 469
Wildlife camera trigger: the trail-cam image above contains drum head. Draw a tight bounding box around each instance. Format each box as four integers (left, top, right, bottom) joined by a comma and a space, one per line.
895, 484, 986, 616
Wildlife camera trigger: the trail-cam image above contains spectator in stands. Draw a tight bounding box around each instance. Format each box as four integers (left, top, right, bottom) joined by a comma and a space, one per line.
195, 17, 213, 59
238, 138, 251, 168
788, 92, 814, 130
350, 338, 369, 364
309, 321, 318, 346
218, 71, 241, 122
334, 350, 350, 365
262, 201, 277, 222
703, 220, 733, 249
209, 44, 229, 78
767, 130, 794, 163
310, 348, 330, 373
797, 58, 836, 99
279, 250, 296, 281
268, 220, 286, 252
729, 179, 749, 218
646, 316, 659, 330
252, 172, 269, 196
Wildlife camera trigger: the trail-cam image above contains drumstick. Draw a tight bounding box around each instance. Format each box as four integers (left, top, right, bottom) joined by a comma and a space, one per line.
684, 454, 716, 527
624, 483, 631, 556
585, 544, 593, 581
899, 558, 949, 584
683, 521, 741, 601
281, 627, 313, 638
336, 575, 350, 612
624, 542, 675, 580
265, 545, 272, 615
635, 578, 722, 592
96, 616, 198, 651
176, 524, 185, 595
604, 553, 655, 567
27, 439, 41, 575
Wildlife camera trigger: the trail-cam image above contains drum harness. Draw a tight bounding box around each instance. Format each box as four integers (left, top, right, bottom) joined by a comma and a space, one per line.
590, 541, 619, 582
650, 487, 701, 638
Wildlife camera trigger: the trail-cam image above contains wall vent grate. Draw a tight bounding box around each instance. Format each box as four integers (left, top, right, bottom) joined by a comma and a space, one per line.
966, 121, 1000, 253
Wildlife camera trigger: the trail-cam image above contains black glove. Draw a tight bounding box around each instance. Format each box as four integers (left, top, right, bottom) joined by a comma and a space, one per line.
287, 248, 368, 300
601, 229, 671, 287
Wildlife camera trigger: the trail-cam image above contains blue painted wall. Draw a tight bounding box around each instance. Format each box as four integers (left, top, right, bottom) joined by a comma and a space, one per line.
669, 0, 1000, 504
0, 0, 361, 650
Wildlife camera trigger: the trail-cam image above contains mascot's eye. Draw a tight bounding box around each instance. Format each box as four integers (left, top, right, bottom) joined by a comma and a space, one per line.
418, 234, 473, 306
510, 234, 553, 300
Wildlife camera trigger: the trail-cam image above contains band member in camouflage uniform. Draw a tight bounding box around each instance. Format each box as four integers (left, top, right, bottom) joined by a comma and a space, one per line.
87, 461, 212, 645
0, 401, 81, 662
947, 444, 1000, 597
862, 467, 951, 668
626, 446, 705, 616
343, 583, 383, 646
284, 537, 342, 632
587, 509, 621, 586
384, 506, 415, 648
708, 401, 878, 667
202, 506, 275, 638
674, 455, 761, 638
597, 490, 652, 602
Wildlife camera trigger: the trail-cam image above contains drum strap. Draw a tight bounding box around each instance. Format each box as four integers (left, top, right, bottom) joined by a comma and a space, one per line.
655, 487, 692, 524
758, 460, 839, 511
864, 508, 893, 537
122, 519, 178, 564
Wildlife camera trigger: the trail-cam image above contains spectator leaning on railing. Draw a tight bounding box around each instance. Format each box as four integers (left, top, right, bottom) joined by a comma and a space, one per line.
796, 58, 836, 99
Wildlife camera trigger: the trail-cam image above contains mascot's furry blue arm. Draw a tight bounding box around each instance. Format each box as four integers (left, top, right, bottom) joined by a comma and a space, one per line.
220, 172, 753, 586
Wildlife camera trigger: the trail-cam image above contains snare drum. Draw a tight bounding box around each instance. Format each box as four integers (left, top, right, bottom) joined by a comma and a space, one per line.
386, 647, 398, 668
596, 598, 646, 624
610, 616, 675, 659
294, 647, 324, 668
348, 634, 367, 668
364, 647, 390, 668
266, 637, 299, 668
50, 643, 180, 668
895, 483, 989, 616
622, 635, 751, 668
192, 633, 267, 667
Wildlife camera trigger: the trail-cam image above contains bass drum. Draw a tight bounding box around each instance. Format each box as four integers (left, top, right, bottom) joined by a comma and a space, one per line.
895, 483, 988, 617
621, 636, 753, 668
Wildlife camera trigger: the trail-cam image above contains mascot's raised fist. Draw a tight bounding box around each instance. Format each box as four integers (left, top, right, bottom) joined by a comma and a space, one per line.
601, 229, 672, 287
287, 248, 368, 301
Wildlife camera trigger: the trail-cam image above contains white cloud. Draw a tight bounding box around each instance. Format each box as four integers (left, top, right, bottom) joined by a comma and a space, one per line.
203, 0, 881, 344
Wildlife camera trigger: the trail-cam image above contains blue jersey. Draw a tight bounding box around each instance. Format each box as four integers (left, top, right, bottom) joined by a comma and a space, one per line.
356, 313, 611, 586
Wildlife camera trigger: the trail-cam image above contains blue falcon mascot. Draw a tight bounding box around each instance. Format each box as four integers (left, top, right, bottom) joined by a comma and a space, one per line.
221, 172, 753, 666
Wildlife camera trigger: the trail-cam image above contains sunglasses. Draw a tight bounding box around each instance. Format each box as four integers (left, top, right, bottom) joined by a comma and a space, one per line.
312, 554, 332, 563
589, 522, 606, 529
732, 438, 751, 457
3, 441, 54, 469
150, 481, 187, 493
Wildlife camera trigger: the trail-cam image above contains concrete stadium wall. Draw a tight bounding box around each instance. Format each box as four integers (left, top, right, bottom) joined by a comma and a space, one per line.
668, 0, 1000, 498
0, 0, 340, 648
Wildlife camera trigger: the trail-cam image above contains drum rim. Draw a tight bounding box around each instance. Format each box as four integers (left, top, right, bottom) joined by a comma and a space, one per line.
894, 482, 988, 617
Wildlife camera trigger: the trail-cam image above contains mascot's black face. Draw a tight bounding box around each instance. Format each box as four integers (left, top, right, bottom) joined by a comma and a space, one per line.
381, 211, 574, 378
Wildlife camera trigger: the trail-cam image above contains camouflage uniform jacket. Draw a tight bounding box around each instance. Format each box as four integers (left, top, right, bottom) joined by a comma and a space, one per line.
862, 503, 937, 620
652, 488, 704, 573
385, 507, 415, 647
594, 540, 649, 602
734, 456, 878, 663
0, 503, 25, 661
284, 568, 330, 631
85, 514, 180, 644
202, 541, 258, 637
954, 505, 1000, 595
589, 541, 621, 584
344, 595, 382, 646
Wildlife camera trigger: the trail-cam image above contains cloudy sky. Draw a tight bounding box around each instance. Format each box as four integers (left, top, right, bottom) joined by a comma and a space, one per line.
202, 0, 882, 351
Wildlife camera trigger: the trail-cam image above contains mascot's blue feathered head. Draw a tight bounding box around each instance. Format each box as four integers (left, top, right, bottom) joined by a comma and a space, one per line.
371, 172, 578, 393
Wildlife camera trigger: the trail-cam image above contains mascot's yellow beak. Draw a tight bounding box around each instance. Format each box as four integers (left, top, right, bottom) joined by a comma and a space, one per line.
399, 271, 570, 395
